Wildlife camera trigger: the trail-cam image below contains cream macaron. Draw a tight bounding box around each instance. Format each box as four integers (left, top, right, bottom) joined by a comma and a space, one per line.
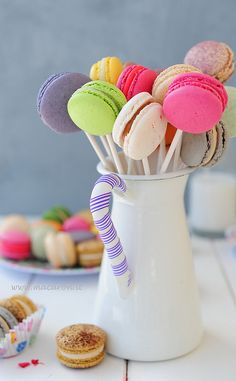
45, 232, 77, 268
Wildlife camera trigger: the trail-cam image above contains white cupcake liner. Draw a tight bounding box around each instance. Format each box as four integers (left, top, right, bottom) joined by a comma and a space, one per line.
0, 305, 45, 358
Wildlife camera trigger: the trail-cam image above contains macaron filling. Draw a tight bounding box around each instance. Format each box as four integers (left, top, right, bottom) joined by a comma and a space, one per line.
59, 344, 104, 360
121, 99, 154, 141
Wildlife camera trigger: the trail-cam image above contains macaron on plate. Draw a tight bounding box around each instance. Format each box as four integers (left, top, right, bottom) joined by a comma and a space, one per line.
0, 257, 100, 276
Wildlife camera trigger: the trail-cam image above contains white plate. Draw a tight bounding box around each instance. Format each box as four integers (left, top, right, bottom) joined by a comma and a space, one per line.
0, 257, 100, 276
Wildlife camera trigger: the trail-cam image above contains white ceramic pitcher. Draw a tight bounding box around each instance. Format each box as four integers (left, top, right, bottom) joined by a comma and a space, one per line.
91, 164, 203, 361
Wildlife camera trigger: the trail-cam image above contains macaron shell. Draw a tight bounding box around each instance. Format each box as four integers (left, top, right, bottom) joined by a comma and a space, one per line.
180, 127, 217, 167
124, 102, 167, 160
38, 72, 90, 133
56, 324, 106, 352
45, 232, 76, 268
117, 65, 156, 100
0, 307, 18, 329
204, 121, 229, 167
112, 92, 154, 147
130, 68, 157, 99
107, 57, 123, 84
117, 65, 137, 93
90, 63, 99, 81
0, 299, 27, 322
0, 231, 31, 260
82, 81, 126, 110
0, 215, 30, 234
222, 86, 236, 137
184, 40, 235, 82
30, 224, 56, 260
163, 73, 227, 134
68, 90, 118, 136
90, 57, 123, 84
122, 66, 145, 98
10, 295, 37, 315
63, 216, 91, 232
152, 64, 201, 104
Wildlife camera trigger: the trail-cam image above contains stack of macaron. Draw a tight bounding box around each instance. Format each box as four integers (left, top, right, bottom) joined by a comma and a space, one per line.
0, 294, 44, 358
0, 295, 38, 338
0, 208, 104, 269
37, 40, 236, 176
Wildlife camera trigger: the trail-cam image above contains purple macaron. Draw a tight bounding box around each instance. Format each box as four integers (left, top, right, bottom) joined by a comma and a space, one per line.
37, 72, 90, 133
69, 231, 96, 244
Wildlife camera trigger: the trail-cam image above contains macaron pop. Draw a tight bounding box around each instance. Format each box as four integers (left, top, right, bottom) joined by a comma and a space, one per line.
68, 80, 127, 173
37, 73, 110, 170
161, 72, 228, 173
117, 64, 157, 100
152, 64, 201, 104
90, 56, 123, 85
184, 40, 235, 83
113, 92, 167, 174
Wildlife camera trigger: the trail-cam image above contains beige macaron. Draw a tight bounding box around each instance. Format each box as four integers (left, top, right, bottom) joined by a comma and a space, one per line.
45, 232, 77, 268
0, 215, 30, 234
77, 239, 104, 268
56, 324, 106, 368
152, 64, 201, 104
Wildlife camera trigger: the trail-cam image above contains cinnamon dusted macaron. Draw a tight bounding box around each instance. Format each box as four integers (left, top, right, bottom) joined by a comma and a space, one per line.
77, 239, 104, 268
10, 295, 37, 316
0, 306, 18, 337
0, 298, 27, 322
45, 232, 77, 268
56, 324, 106, 368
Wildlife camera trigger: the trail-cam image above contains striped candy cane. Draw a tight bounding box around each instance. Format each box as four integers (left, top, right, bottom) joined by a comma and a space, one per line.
90, 173, 133, 298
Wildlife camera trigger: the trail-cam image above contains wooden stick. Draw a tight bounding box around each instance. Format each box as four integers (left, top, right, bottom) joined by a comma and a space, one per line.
160, 130, 182, 174
100, 136, 112, 159
136, 160, 143, 175
127, 158, 137, 175
106, 134, 124, 174
172, 133, 183, 171
85, 133, 112, 170
142, 157, 151, 175
156, 138, 166, 173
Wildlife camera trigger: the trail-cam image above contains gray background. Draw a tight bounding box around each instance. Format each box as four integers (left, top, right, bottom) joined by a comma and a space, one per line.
0, 0, 236, 214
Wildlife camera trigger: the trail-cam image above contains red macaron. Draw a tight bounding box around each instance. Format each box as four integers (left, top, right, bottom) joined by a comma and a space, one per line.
0, 231, 31, 260
117, 65, 157, 100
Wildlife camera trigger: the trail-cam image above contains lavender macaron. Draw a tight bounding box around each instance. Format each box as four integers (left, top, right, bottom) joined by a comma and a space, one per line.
37, 72, 90, 133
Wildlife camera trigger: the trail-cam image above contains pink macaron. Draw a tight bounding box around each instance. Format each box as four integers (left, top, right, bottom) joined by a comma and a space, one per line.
163, 72, 228, 134
0, 231, 31, 260
62, 216, 91, 233
117, 65, 157, 100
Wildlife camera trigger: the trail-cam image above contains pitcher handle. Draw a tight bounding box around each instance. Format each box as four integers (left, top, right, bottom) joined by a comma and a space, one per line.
90, 173, 133, 299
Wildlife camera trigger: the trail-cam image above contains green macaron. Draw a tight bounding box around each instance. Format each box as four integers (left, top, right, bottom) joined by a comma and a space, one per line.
67, 80, 127, 136
30, 224, 56, 260
222, 86, 236, 138
42, 206, 71, 224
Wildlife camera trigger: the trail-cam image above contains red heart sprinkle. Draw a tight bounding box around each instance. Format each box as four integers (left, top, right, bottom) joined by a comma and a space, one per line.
31, 359, 43, 366
18, 362, 30, 368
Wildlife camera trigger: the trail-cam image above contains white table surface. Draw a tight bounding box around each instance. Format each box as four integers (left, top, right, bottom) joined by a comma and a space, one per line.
1, 236, 236, 380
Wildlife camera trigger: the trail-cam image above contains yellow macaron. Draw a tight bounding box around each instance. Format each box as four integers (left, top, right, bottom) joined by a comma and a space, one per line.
90, 56, 123, 85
